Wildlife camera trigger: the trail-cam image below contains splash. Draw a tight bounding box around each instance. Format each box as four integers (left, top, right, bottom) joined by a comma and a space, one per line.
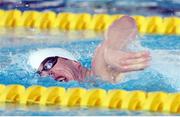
124, 36, 180, 91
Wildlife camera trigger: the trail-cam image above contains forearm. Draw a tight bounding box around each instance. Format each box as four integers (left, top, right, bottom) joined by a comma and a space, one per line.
103, 16, 138, 50
90, 41, 124, 83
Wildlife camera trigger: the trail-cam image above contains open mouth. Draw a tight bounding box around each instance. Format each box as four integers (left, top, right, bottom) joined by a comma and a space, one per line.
54, 76, 68, 82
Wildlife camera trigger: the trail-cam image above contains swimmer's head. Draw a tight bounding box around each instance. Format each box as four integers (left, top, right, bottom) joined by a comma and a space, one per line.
28, 48, 86, 82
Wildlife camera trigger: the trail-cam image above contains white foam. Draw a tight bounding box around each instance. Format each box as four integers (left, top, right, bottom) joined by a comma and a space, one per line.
127, 39, 180, 90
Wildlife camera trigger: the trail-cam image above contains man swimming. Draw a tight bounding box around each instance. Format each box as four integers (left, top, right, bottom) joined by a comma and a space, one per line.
28, 16, 150, 83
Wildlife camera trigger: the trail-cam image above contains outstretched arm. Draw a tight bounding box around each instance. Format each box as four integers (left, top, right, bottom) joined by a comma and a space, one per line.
92, 16, 150, 83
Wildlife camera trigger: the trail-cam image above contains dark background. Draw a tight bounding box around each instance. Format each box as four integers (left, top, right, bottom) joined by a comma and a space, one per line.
0, 0, 179, 16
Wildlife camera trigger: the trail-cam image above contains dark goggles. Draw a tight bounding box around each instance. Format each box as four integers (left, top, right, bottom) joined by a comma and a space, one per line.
37, 56, 59, 74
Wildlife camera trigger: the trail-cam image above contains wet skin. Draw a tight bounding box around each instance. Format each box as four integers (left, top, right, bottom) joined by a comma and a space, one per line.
38, 57, 91, 82
37, 16, 151, 83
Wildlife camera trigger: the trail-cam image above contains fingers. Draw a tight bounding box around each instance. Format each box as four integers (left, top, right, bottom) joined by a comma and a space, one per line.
123, 51, 150, 59
104, 48, 151, 73
119, 62, 149, 72
113, 51, 151, 72
120, 55, 151, 65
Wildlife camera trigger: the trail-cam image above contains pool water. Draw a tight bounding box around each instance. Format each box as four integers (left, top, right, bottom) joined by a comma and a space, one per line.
0, 104, 174, 116
0, 28, 180, 115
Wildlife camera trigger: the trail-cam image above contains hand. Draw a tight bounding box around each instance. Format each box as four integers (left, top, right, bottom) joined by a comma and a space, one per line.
104, 48, 151, 73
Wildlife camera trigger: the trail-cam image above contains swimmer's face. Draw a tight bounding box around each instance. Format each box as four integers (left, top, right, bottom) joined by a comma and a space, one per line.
37, 56, 84, 82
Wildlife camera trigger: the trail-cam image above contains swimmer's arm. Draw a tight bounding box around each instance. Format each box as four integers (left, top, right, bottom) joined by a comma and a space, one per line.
91, 16, 150, 83
103, 15, 138, 50
103, 16, 150, 70
91, 42, 150, 83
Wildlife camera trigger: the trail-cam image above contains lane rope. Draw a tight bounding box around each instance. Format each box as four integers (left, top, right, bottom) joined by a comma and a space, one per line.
0, 84, 179, 113
0, 10, 180, 34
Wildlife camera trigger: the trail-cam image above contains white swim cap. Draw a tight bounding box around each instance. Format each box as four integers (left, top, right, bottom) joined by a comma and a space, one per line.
28, 48, 77, 70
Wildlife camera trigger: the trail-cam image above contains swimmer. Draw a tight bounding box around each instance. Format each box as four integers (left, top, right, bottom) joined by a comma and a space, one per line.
28, 16, 150, 83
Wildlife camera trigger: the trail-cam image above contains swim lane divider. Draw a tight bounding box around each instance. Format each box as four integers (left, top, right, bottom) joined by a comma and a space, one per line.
0, 9, 180, 35
0, 84, 179, 113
